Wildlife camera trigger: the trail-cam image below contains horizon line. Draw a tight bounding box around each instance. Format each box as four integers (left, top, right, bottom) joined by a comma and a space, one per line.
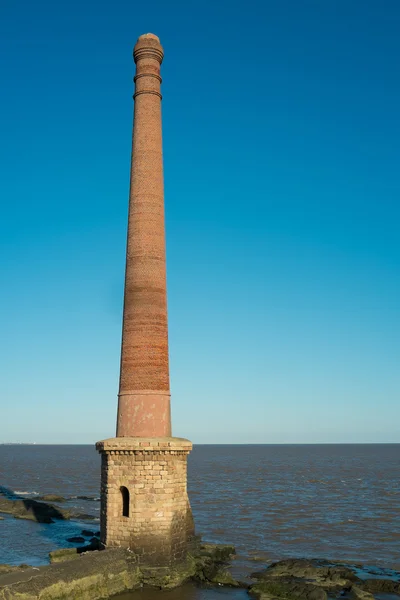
1, 442, 399, 446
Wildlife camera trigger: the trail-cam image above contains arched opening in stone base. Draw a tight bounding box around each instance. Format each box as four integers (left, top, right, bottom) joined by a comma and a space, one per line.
120, 486, 130, 517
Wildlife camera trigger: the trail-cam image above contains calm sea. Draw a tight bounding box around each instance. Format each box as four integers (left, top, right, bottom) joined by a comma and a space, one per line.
0, 444, 399, 596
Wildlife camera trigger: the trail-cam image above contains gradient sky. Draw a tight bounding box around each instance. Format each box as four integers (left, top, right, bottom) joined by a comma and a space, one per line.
1, 0, 399, 444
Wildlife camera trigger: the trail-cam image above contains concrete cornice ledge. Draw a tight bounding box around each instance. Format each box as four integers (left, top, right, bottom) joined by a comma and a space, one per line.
96, 437, 192, 453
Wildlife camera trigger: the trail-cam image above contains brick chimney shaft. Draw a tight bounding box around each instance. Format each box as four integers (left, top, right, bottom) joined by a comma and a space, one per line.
116, 34, 171, 437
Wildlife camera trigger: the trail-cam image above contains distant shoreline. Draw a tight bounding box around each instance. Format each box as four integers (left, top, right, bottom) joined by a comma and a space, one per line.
1, 442, 400, 446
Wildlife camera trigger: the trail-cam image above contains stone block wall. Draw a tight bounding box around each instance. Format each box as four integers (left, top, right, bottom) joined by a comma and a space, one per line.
96, 437, 194, 566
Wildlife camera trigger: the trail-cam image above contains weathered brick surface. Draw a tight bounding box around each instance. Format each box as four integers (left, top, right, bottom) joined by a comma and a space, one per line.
117, 33, 170, 438
96, 438, 194, 566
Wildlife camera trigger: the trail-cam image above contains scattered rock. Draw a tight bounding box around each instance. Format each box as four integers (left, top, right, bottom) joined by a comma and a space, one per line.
192, 543, 239, 587
36, 494, 66, 503
200, 543, 236, 562
0, 493, 100, 525
209, 568, 241, 587
0, 496, 71, 523
2, 541, 399, 600
0, 564, 30, 574
249, 576, 328, 600
350, 585, 375, 600
89, 537, 100, 547
250, 557, 361, 600
249, 558, 400, 600
0, 541, 238, 598
255, 558, 359, 588
14, 513, 54, 524
362, 578, 400, 595
55, 538, 101, 559
76, 496, 100, 501
81, 529, 95, 537
71, 512, 98, 521
80, 538, 101, 551
49, 548, 80, 564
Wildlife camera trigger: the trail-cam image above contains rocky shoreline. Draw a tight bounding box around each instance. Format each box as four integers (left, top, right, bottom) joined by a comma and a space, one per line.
0, 490, 98, 524
1, 492, 399, 600
248, 558, 400, 600
0, 540, 236, 599
0, 543, 399, 600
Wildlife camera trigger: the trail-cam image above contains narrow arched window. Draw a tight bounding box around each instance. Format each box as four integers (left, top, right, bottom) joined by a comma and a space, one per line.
120, 486, 130, 517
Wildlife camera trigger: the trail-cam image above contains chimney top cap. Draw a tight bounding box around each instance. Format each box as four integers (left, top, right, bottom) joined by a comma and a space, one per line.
134, 33, 163, 64
138, 33, 160, 42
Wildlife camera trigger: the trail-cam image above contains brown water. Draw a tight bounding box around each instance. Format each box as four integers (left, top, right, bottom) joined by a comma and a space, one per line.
0, 444, 399, 586
115, 585, 249, 600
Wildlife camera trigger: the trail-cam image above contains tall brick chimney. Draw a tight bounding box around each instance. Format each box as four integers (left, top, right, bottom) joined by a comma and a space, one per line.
96, 34, 194, 566
117, 33, 171, 439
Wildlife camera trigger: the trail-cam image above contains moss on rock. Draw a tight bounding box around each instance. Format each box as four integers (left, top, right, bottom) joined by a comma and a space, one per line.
362, 578, 400, 595
249, 558, 400, 600
49, 548, 80, 563
0, 564, 30, 575
0, 541, 239, 599
208, 568, 241, 587
36, 495, 67, 503
0, 549, 141, 600
249, 577, 328, 600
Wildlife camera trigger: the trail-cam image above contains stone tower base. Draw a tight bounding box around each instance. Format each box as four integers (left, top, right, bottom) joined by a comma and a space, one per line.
96, 437, 194, 566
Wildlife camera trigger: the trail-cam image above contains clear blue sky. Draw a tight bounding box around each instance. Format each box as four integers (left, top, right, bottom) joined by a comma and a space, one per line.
1, 0, 399, 444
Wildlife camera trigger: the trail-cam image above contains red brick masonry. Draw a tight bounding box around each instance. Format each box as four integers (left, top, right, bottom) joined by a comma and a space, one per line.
117, 33, 170, 438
